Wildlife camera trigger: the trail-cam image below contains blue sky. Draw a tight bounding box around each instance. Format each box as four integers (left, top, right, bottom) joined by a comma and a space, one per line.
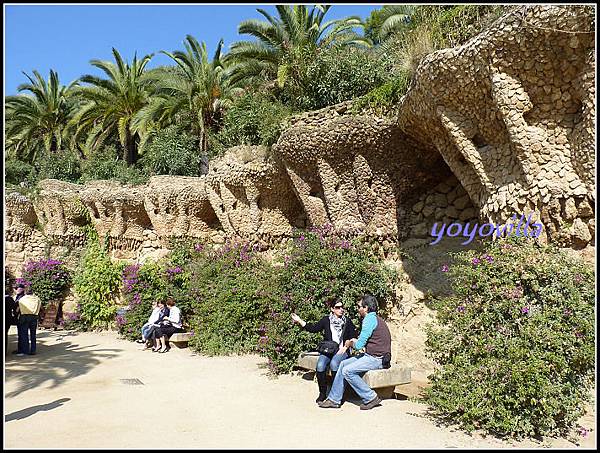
4, 4, 383, 96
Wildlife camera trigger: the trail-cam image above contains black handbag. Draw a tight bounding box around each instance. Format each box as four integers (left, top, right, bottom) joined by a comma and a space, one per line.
316, 319, 348, 357
317, 340, 339, 357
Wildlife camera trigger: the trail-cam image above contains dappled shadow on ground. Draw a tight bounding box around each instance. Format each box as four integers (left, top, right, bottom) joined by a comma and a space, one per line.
4, 330, 122, 398
5, 398, 71, 422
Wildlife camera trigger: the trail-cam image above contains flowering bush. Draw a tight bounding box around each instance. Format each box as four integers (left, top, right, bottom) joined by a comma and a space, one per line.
424, 238, 595, 439
72, 233, 125, 330
262, 226, 395, 374
116, 261, 174, 341
185, 239, 278, 355
20, 258, 71, 305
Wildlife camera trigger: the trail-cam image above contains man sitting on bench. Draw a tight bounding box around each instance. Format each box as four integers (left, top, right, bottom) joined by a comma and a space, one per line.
319, 293, 392, 411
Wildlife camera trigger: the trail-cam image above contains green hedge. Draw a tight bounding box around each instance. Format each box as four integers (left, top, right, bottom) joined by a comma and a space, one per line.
423, 238, 595, 439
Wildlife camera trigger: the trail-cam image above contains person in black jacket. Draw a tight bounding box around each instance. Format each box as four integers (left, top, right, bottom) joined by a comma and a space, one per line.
5, 292, 18, 352
291, 298, 358, 403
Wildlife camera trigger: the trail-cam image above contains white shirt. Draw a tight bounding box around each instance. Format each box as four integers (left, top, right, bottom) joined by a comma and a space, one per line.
165, 306, 182, 329
148, 307, 161, 324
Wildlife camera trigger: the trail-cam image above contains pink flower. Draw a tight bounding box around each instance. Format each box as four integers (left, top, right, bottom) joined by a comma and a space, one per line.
472, 258, 481, 265
441, 264, 449, 273
521, 307, 529, 314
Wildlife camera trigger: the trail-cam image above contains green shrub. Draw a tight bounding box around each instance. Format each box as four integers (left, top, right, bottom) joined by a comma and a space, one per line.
18, 258, 71, 306
35, 149, 82, 183
413, 5, 507, 49
423, 238, 595, 439
286, 45, 394, 111
352, 72, 411, 115
5, 158, 37, 186
214, 92, 291, 153
263, 225, 395, 374
72, 230, 125, 329
139, 126, 206, 177
80, 145, 148, 185
185, 239, 278, 355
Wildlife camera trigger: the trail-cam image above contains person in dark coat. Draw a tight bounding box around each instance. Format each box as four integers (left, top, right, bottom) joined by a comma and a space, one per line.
291, 298, 358, 403
5, 291, 19, 352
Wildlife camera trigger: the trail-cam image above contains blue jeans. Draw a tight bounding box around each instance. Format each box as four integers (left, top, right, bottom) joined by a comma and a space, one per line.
17, 314, 38, 354
141, 323, 153, 340
327, 353, 383, 404
316, 351, 348, 373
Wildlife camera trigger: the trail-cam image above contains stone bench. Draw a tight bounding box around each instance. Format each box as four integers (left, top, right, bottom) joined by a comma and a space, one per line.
296, 351, 411, 399
168, 332, 193, 348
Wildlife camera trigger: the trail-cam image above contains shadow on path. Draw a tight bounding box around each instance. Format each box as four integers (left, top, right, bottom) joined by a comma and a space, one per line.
5, 398, 71, 422
5, 330, 122, 398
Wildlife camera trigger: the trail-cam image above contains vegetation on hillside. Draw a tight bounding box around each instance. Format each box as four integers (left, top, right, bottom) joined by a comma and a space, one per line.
5, 5, 510, 187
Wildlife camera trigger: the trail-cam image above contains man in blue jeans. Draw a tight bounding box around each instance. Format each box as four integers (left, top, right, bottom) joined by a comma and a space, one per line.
16, 290, 41, 356
319, 293, 392, 410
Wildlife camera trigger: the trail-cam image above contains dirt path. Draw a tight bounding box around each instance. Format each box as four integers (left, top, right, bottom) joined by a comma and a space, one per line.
4, 329, 595, 449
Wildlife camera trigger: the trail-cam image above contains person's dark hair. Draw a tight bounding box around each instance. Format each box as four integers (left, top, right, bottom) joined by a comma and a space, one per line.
326, 298, 341, 309
359, 293, 378, 313
166, 297, 175, 307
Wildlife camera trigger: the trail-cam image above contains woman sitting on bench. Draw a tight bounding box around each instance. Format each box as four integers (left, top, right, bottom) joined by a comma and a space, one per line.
291, 298, 358, 403
151, 297, 184, 353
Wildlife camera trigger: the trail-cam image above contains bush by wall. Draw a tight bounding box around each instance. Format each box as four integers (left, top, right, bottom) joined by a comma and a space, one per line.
116, 259, 191, 341
262, 225, 396, 374
72, 230, 125, 329
35, 149, 82, 183
185, 239, 279, 355
18, 258, 71, 306
213, 92, 291, 154
423, 238, 595, 439
80, 145, 148, 185
5, 158, 37, 187
139, 125, 207, 177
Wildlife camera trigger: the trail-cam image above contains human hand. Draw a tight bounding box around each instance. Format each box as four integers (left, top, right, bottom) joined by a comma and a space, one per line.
337, 346, 348, 355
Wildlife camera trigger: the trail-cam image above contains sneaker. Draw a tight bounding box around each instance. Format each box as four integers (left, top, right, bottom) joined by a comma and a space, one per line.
318, 399, 340, 409
135, 339, 145, 344
360, 396, 382, 410
16, 353, 26, 357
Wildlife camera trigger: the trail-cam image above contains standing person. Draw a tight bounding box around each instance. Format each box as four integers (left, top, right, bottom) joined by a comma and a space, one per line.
151, 298, 183, 353
16, 287, 42, 356
291, 298, 358, 403
319, 293, 392, 410
10, 284, 26, 354
5, 289, 19, 352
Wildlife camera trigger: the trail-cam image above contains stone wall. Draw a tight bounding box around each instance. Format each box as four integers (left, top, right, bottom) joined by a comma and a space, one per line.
398, 5, 595, 248
3, 4, 595, 370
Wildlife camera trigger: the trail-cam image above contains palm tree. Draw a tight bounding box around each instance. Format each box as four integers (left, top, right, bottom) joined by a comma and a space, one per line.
69, 48, 154, 165
226, 5, 366, 91
5, 70, 79, 163
132, 35, 238, 154
361, 5, 416, 46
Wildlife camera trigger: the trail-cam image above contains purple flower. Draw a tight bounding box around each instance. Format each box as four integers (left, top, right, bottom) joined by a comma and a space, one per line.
194, 243, 204, 252
441, 264, 449, 273
563, 308, 573, 316
457, 305, 466, 313
472, 257, 481, 265
521, 306, 529, 314
578, 427, 589, 437
575, 331, 583, 338
574, 274, 583, 284
484, 255, 494, 263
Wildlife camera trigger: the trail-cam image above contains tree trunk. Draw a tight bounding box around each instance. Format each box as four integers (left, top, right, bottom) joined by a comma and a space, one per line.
123, 130, 138, 165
